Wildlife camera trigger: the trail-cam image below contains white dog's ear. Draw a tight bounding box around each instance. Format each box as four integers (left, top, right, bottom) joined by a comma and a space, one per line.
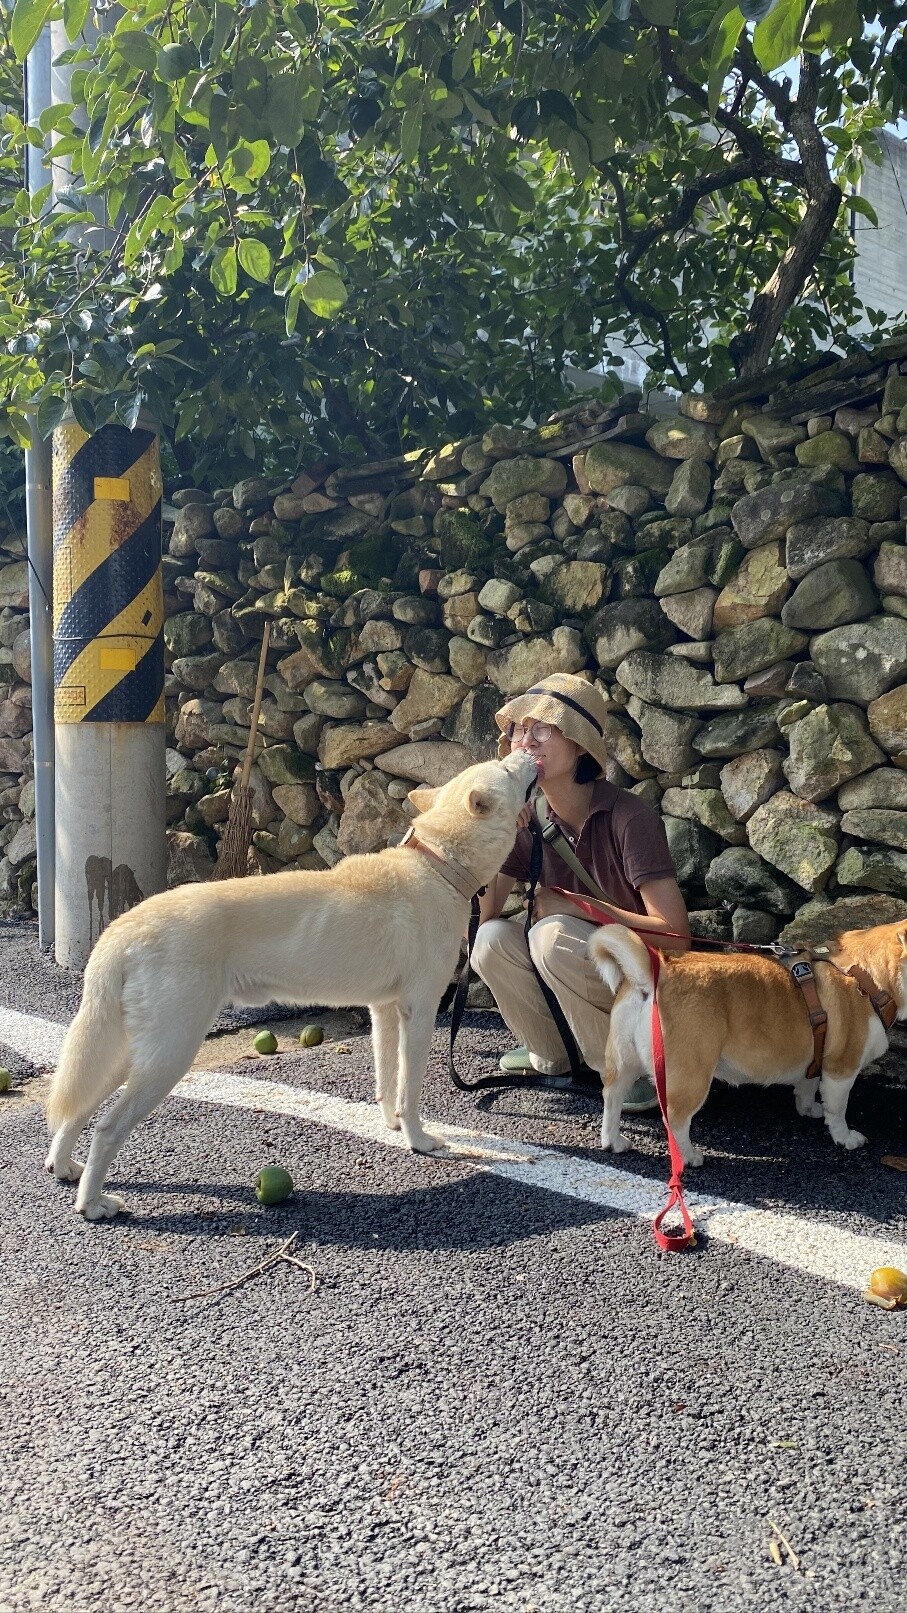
467, 787, 493, 818
408, 786, 438, 813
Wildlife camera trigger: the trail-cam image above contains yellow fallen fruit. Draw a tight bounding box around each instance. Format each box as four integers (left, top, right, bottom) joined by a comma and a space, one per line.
863, 1266, 907, 1309
254, 1029, 278, 1055
254, 1166, 294, 1205
0, 1068, 10, 1093
299, 1025, 325, 1048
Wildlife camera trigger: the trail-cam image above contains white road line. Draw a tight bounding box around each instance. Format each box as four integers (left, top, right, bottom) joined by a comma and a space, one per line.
0, 1006, 67, 1067
5, 1005, 906, 1293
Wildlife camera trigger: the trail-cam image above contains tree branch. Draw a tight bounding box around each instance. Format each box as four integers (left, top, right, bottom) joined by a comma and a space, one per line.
657, 32, 801, 184
601, 162, 684, 386
604, 153, 770, 286
737, 43, 796, 131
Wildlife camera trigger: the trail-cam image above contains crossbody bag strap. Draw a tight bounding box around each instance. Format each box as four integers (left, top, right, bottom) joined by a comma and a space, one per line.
535, 793, 608, 903
523, 817, 586, 1083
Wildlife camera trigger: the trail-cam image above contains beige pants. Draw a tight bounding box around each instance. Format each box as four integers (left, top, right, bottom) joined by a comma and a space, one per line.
471, 915, 615, 1075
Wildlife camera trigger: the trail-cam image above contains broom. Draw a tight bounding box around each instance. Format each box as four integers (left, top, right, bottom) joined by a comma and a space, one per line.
210, 621, 271, 881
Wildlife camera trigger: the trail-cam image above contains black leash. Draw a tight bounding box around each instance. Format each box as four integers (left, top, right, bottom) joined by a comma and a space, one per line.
448, 819, 600, 1095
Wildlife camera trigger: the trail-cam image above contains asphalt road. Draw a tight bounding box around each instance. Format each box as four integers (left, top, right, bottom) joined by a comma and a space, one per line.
1, 916, 906, 1613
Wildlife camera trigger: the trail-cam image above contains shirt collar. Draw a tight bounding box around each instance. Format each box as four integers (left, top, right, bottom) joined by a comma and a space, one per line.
542, 778, 621, 835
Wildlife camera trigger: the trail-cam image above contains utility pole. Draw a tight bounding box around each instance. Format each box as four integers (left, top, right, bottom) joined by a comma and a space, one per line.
25, 21, 167, 969
24, 32, 54, 948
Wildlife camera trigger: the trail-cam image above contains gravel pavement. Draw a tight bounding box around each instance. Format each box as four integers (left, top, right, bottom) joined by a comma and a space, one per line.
2, 917, 906, 1613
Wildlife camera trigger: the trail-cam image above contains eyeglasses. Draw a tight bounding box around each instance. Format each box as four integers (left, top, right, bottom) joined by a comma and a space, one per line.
508, 721, 553, 745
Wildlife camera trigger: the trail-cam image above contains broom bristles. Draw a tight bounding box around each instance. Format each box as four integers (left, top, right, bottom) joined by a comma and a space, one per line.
211, 786, 255, 881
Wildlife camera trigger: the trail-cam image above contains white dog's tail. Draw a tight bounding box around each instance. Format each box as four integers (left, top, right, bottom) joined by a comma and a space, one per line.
588, 924, 654, 997
46, 936, 127, 1135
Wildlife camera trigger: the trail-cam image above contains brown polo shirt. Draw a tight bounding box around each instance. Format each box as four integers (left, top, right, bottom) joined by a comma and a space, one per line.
499, 780, 677, 916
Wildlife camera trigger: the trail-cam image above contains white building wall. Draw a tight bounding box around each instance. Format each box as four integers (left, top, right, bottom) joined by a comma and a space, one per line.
854, 130, 907, 327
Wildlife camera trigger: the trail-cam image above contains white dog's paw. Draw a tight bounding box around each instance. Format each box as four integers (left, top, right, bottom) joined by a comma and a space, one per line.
78, 1192, 125, 1220
404, 1127, 447, 1156
45, 1152, 84, 1181
805, 1100, 824, 1120
380, 1104, 401, 1132
601, 1129, 630, 1154
682, 1145, 705, 1168
838, 1127, 867, 1152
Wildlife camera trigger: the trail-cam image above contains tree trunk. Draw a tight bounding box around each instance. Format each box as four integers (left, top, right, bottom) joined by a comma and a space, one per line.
730, 181, 843, 377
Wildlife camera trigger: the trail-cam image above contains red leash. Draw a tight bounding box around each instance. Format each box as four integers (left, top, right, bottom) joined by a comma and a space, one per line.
549, 886, 697, 1252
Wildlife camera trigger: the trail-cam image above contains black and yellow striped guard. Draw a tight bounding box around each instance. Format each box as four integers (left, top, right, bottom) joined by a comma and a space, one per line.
52, 419, 165, 724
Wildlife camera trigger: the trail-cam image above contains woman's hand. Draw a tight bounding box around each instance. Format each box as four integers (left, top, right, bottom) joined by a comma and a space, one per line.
515, 802, 534, 831
526, 885, 581, 922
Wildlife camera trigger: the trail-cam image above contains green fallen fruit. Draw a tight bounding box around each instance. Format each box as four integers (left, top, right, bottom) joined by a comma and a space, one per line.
0, 1068, 10, 1093
255, 1166, 294, 1205
254, 1029, 278, 1055
299, 1025, 325, 1048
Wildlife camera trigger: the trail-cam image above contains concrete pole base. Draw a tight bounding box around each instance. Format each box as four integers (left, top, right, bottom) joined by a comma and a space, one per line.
54, 725, 166, 970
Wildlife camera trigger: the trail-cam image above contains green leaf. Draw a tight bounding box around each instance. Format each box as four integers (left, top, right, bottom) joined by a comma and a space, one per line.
810, 0, 860, 50
238, 238, 273, 283
267, 75, 307, 149
211, 243, 238, 296
401, 106, 423, 165
11, 0, 56, 62
285, 282, 303, 337
638, 0, 676, 21
848, 193, 878, 227
62, 0, 89, 41
36, 391, 68, 438
114, 30, 160, 73
211, 2, 235, 62
708, 8, 746, 117
241, 139, 271, 181
753, 0, 809, 72
70, 391, 97, 434
495, 169, 536, 212
300, 270, 348, 319
451, 24, 477, 81
892, 37, 907, 88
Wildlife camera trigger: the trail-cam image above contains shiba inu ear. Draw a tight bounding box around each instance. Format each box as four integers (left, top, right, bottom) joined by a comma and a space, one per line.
467, 787, 493, 817
898, 925, 907, 951
408, 786, 438, 813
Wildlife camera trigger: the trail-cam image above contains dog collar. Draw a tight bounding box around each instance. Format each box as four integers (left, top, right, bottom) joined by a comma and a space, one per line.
399, 828, 481, 901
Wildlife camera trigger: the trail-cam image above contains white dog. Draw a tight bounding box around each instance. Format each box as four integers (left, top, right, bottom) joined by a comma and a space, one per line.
45, 749, 537, 1219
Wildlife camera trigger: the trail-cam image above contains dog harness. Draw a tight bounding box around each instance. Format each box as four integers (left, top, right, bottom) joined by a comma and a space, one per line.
550, 885, 900, 1252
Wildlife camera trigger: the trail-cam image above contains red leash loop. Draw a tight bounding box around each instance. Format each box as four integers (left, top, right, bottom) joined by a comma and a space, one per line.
647, 948, 696, 1252
548, 886, 697, 1252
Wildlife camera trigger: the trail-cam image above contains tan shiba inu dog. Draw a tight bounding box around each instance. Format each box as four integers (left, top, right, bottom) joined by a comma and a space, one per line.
589, 919, 907, 1166
45, 750, 537, 1219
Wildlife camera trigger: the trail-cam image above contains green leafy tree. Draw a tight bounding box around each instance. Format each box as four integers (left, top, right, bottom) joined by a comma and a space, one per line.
0, 0, 903, 475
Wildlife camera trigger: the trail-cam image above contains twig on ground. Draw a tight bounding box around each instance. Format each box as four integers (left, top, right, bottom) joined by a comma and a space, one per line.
280, 1253, 319, 1291
768, 1518, 801, 1570
175, 1232, 315, 1302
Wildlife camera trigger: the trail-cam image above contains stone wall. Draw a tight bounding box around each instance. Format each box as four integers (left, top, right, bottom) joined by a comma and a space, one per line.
159, 365, 907, 948
5, 348, 907, 949
0, 504, 37, 913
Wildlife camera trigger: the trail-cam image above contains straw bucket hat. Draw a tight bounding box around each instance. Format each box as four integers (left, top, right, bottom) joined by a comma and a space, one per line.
494, 672, 610, 774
